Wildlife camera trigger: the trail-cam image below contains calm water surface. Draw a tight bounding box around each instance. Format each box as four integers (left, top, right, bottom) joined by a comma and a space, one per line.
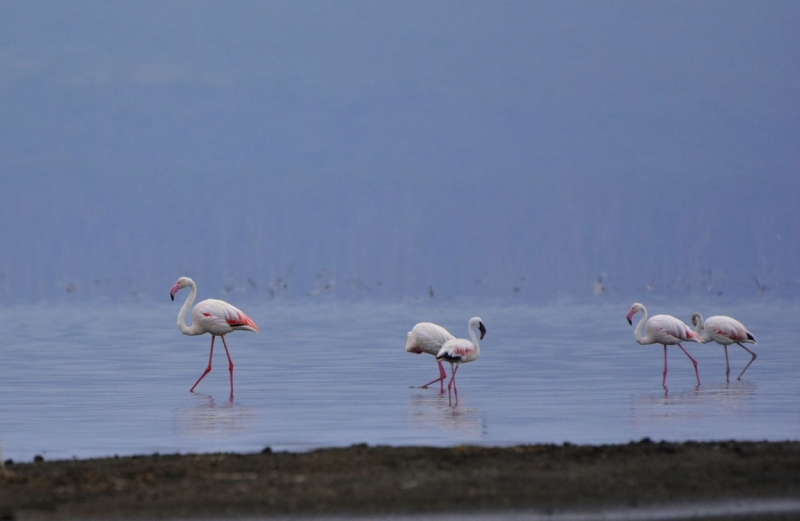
1, 298, 797, 461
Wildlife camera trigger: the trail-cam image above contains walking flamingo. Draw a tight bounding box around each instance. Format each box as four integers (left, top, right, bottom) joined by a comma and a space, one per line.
691, 312, 757, 382
170, 276, 259, 396
627, 303, 703, 387
405, 322, 455, 391
436, 317, 486, 403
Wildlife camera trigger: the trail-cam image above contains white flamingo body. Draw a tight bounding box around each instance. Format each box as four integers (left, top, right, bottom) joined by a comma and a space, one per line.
436, 317, 486, 400
406, 322, 455, 391
627, 303, 702, 387
183, 298, 258, 336
692, 313, 757, 381
171, 277, 258, 396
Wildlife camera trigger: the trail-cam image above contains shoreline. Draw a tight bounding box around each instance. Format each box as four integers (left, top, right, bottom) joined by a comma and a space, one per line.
2, 439, 799, 520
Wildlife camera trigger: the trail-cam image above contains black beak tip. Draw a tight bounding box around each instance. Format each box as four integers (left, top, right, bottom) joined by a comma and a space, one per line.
170, 293, 175, 301
627, 317, 632, 325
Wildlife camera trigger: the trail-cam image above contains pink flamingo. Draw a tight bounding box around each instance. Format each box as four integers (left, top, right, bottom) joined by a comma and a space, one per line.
170, 276, 259, 396
691, 312, 757, 382
627, 303, 703, 387
436, 317, 486, 403
405, 322, 455, 391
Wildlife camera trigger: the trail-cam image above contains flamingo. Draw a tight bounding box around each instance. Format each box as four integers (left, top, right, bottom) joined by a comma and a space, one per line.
436, 317, 486, 401
691, 312, 757, 382
170, 276, 259, 396
406, 322, 456, 391
627, 303, 703, 387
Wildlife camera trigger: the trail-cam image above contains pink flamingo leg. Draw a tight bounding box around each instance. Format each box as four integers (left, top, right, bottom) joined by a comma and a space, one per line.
677, 342, 701, 386
220, 335, 235, 396
448, 364, 460, 392
736, 343, 757, 381
419, 360, 447, 392
446, 363, 460, 406
190, 335, 216, 393
723, 345, 731, 382
662, 345, 668, 387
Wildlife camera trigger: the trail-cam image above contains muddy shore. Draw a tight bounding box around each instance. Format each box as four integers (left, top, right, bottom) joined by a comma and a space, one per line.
1, 439, 799, 520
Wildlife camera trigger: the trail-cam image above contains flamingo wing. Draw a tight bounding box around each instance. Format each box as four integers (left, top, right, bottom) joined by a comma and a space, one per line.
706, 316, 756, 344
437, 338, 477, 364
406, 322, 454, 355
193, 299, 259, 335
648, 315, 702, 344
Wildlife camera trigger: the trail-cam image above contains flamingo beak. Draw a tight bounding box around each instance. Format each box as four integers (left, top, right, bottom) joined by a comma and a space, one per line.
626, 310, 634, 325
170, 284, 180, 301
479, 323, 487, 340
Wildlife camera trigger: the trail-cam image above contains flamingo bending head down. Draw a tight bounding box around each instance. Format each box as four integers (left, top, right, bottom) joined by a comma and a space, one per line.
406, 321, 455, 392
691, 312, 757, 382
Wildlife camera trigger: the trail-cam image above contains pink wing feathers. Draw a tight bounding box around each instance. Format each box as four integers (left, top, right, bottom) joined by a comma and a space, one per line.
437, 339, 478, 363
706, 316, 756, 344
193, 299, 259, 335
648, 314, 702, 344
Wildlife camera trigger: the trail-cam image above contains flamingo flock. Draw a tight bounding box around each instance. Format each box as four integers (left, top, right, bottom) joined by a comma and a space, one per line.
626, 302, 758, 389
169, 276, 760, 401
405, 317, 486, 404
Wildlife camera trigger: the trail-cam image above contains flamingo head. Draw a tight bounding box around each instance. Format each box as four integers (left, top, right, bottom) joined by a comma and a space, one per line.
626, 302, 645, 325
690, 312, 703, 328
470, 317, 487, 340
170, 276, 192, 301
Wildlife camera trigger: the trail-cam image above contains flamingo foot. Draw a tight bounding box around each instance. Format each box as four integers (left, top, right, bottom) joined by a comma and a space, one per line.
190, 366, 212, 393
421, 360, 448, 391
737, 344, 757, 381
419, 376, 445, 389
221, 336, 235, 397
677, 343, 701, 387
191, 336, 216, 393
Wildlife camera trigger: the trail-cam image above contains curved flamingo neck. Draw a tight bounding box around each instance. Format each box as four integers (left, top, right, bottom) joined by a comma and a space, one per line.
633, 307, 649, 345
468, 321, 481, 354
177, 280, 201, 336
692, 314, 711, 342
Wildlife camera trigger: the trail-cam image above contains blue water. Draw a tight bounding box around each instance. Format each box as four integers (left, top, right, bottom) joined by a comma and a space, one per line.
1, 298, 798, 462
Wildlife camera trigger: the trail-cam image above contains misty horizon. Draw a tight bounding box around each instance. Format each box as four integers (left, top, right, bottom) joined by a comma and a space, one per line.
1, 1, 798, 305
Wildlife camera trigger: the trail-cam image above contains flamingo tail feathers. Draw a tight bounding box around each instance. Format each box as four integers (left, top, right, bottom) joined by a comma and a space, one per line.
230, 314, 259, 333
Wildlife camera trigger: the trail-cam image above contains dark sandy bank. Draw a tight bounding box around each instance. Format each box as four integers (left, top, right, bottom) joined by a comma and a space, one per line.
1, 439, 799, 520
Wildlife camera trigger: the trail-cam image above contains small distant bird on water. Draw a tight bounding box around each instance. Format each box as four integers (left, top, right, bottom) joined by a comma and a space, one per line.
405, 321, 455, 392
170, 276, 259, 397
691, 312, 757, 382
627, 303, 703, 387
436, 317, 486, 403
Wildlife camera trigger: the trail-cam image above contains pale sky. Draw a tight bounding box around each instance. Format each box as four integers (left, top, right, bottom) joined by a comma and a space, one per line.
1, 1, 798, 303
